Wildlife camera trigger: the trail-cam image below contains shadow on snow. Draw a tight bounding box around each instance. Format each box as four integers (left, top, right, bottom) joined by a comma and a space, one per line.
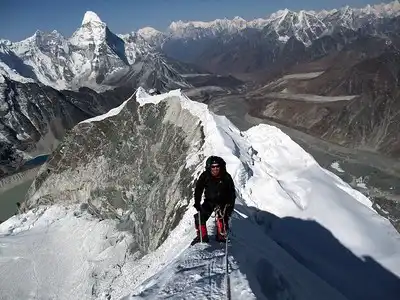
226, 204, 400, 300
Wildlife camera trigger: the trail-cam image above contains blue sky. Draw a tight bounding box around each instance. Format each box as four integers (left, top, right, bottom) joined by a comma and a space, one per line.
1, 0, 388, 41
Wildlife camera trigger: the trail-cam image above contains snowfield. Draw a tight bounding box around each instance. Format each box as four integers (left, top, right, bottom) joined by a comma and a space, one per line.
1, 88, 400, 299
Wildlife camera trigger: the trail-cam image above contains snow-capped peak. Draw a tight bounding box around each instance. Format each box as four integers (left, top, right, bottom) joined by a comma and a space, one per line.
262, 7, 327, 45
0, 39, 12, 46
33, 29, 44, 37
168, 20, 186, 31
232, 16, 247, 25
341, 5, 351, 13
70, 11, 107, 46
17, 30, 46, 44
316, 8, 338, 19
82, 11, 104, 26
30, 29, 64, 41
364, 0, 400, 17
137, 26, 163, 40
168, 15, 269, 33
269, 8, 291, 21
168, 17, 262, 38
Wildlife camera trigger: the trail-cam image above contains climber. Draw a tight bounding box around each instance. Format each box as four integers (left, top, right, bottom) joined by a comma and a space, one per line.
191, 156, 236, 245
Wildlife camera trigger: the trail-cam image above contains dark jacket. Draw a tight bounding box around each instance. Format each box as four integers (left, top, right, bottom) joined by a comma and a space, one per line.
194, 167, 236, 209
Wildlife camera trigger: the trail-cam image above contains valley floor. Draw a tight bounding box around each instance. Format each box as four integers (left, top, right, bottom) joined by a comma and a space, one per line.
0, 167, 39, 223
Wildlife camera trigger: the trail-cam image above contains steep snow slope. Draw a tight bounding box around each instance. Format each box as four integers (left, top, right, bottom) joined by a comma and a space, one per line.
1, 89, 399, 300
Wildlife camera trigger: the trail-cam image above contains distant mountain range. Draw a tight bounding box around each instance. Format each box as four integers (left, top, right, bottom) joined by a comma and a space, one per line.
2, 1, 400, 89
139, 1, 400, 75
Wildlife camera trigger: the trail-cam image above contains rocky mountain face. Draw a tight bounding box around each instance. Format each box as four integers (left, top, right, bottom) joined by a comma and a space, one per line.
0, 12, 190, 92
0, 75, 134, 178
246, 38, 400, 159
24, 90, 204, 253
306, 51, 400, 157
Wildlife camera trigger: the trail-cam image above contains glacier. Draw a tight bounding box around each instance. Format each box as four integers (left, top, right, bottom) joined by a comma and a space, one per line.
0, 88, 400, 299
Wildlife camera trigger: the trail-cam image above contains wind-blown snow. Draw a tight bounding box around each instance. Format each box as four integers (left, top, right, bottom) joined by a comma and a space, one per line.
1, 88, 400, 299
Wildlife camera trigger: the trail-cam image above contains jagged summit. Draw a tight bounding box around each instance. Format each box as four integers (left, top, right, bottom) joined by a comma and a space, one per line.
81, 11, 103, 26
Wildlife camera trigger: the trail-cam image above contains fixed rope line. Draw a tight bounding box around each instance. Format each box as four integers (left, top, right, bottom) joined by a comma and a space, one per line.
198, 210, 203, 243
217, 206, 232, 300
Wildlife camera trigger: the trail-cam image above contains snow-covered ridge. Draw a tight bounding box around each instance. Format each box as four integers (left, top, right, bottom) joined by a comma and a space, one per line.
1, 88, 400, 299
131, 88, 400, 261
99, 87, 400, 273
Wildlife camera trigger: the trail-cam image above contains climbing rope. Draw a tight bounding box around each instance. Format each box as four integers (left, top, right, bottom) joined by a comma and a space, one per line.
198, 209, 203, 243
215, 206, 232, 300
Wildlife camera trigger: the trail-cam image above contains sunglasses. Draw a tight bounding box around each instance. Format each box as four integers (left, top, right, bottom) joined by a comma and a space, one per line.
211, 165, 220, 169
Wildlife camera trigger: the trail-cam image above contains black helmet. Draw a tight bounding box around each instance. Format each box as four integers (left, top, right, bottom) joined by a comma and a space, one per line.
205, 156, 226, 171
